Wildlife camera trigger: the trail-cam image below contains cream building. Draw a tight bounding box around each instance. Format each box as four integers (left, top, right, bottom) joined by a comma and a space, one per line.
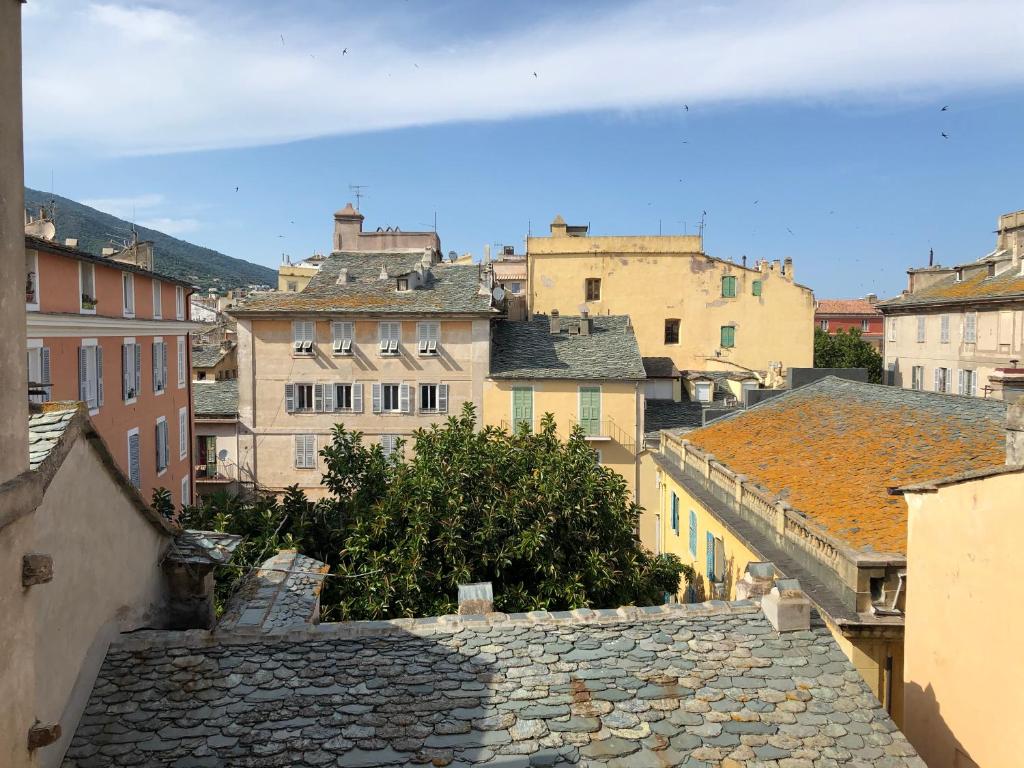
278, 254, 323, 293
483, 312, 645, 496
527, 216, 814, 377
232, 249, 498, 497
879, 210, 1024, 402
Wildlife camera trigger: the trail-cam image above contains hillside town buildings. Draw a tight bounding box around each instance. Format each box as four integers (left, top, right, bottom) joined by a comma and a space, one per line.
815, 296, 884, 350
879, 209, 1024, 401
192, 378, 242, 499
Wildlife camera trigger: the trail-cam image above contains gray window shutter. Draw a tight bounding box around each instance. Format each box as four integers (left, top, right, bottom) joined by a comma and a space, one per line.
122, 344, 129, 400
323, 383, 335, 412
372, 383, 382, 413
129, 433, 140, 488
155, 423, 162, 469
294, 435, 304, 467
162, 342, 168, 390
353, 383, 364, 413
153, 342, 160, 391
40, 347, 51, 387
305, 435, 315, 468
284, 383, 296, 412
95, 346, 103, 406
79, 346, 88, 402
314, 383, 324, 412
399, 383, 410, 413
134, 343, 142, 395
438, 384, 448, 413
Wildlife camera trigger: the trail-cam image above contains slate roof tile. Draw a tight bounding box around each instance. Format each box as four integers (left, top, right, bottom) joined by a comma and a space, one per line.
28, 406, 77, 470
191, 344, 232, 368
192, 380, 238, 418
880, 253, 1024, 308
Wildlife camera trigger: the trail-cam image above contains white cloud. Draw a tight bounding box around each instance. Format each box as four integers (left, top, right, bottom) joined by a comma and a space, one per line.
138, 217, 201, 236
21, 0, 1024, 156
80, 193, 165, 220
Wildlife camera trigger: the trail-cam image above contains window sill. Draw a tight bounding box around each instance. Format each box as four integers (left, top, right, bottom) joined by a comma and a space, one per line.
26, 303, 40, 312
123, 312, 135, 319
154, 389, 165, 397
89, 408, 100, 417
292, 353, 316, 359
80, 308, 97, 315
583, 435, 611, 442
417, 352, 440, 358
178, 382, 186, 389
378, 353, 401, 358
157, 469, 167, 477
332, 352, 355, 357
125, 398, 137, 405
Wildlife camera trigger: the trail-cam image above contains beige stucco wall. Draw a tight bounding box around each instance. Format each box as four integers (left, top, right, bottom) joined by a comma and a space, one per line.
902, 469, 1024, 768
528, 232, 814, 374
237, 315, 490, 495
0, 0, 27, 483
0, 436, 171, 768
482, 378, 642, 496
884, 306, 1024, 397
277, 265, 317, 292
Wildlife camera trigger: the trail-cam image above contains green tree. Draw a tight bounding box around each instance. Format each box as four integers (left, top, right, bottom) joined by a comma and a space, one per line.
814, 327, 884, 384
181, 404, 692, 620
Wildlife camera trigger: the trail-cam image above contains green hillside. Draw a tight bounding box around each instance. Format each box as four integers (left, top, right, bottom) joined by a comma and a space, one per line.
24, 188, 276, 293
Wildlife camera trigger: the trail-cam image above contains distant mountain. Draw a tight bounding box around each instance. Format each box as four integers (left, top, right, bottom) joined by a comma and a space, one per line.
24, 187, 276, 293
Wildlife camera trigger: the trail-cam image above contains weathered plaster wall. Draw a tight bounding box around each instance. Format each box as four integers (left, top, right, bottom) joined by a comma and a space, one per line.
903, 469, 1024, 768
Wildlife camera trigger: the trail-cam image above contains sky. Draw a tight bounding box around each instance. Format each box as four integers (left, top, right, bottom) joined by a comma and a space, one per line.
19, 0, 1024, 298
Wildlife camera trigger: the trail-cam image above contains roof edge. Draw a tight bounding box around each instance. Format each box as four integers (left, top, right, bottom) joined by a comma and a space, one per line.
892, 462, 1024, 495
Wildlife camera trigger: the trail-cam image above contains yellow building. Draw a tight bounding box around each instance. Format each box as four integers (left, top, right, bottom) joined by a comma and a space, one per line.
897, 402, 1024, 768
643, 376, 1011, 726
278, 254, 324, 293
528, 215, 814, 376
483, 312, 645, 496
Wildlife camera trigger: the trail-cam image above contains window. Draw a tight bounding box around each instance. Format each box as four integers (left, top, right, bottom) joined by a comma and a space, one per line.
861, 319, 870, 332
820, 320, 829, 331
964, 312, 977, 343
152, 280, 163, 319
197, 371, 206, 381
177, 337, 186, 388
380, 434, 400, 457
122, 273, 135, 317
720, 325, 736, 348
721, 275, 737, 298
752, 280, 762, 297
287, 280, 298, 292
911, 366, 924, 391
688, 510, 697, 556
959, 369, 977, 397
939, 315, 950, 343
178, 406, 188, 460
152, 339, 167, 394
285, 383, 315, 412
579, 386, 601, 436
181, 475, 190, 507
512, 386, 533, 430
987, 263, 996, 278
934, 367, 951, 394
332, 321, 354, 355
122, 340, 141, 402
506, 282, 522, 294
127, 429, 141, 489
585, 278, 601, 301
379, 322, 401, 355
664, 319, 680, 344
27, 343, 51, 404
955, 268, 963, 282
695, 381, 712, 403
78, 341, 103, 412
396, 277, 410, 292
888, 318, 897, 342
155, 417, 169, 474
292, 321, 315, 354
706, 531, 717, 580
25, 251, 39, 309
670, 493, 680, 535
374, 383, 409, 413
175, 285, 185, 320
334, 383, 364, 412
417, 322, 440, 355
80, 263, 96, 312
294, 434, 316, 469
419, 383, 449, 413
916, 317, 926, 343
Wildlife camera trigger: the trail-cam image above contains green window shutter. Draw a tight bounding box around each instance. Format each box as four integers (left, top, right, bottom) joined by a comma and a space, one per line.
722, 275, 736, 297
579, 387, 601, 436
512, 387, 533, 430
689, 510, 697, 556
720, 326, 736, 348
752, 280, 762, 296
706, 531, 715, 579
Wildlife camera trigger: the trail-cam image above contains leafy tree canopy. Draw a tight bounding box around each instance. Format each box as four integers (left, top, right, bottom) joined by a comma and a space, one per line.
180, 404, 691, 621
813, 327, 884, 384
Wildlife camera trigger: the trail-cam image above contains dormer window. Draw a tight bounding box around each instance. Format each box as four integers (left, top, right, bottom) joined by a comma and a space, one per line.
955, 268, 964, 282
987, 263, 996, 278
397, 277, 410, 292
292, 320, 315, 354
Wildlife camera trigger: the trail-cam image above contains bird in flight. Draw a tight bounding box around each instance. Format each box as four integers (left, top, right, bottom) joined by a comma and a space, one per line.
786, 227, 794, 235
234, 186, 239, 192
532, 72, 538, 78
280, 34, 285, 46
342, 48, 348, 55
941, 132, 949, 139
941, 105, 949, 111
683, 104, 689, 111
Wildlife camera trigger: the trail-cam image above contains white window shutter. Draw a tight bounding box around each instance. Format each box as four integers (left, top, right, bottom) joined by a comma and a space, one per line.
153, 342, 160, 391
128, 433, 140, 488
134, 343, 142, 395
934, 369, 940, 392
439, 384, 449, 413
372, 383, 382, 413
179, 409, 187, 459
958, 369, 964, 394
314, 383, 324, 412
95, 346, 103, 406
304, 435, 315, 468
155, 423, 162, 470
294, 435, 304, 467
323, 383, 335, 412
79, 347, 88, 401
122, 344, 129, 400
284, 383, 296, 412
177, 338, 186, 386
163, 422, 169, 469
353, 383, 364, 413
399, 383, 410, 413
40, 347, 51, 387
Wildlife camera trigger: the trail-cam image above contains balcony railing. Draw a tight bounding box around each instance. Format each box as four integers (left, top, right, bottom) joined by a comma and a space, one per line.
568, 418, 636, 455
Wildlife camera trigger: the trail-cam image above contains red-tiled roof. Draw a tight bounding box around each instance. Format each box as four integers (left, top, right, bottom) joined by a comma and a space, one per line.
815, 299, 881, 316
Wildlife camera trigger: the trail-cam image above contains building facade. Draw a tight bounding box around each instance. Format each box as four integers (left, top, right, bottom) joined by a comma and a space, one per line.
192, 379, 243, 499
332, 203, 441, 253
879, 210, 1024, 401
25, 235, 197, 505
815, 296, 884, 350
527, 215, 814, 376
231, 249, 497, 497
483, 313, 645, 496
191, 340, 237, 381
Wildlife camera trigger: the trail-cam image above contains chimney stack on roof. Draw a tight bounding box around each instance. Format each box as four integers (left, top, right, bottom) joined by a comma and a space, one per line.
1007, 401, 1024, 466
865, 293, 878, 304
783, 257, 793, 281
761, 578, 811, 632
579, 307, 592, 336
549, 310, 561, 335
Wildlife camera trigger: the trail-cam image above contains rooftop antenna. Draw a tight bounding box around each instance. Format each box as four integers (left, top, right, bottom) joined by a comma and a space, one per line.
697, 210, 706, 240
348, 184, 368, 210
929, 247, 934, 267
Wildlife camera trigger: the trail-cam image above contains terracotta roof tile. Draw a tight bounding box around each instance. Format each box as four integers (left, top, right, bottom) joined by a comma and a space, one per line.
815, 299, 882, 315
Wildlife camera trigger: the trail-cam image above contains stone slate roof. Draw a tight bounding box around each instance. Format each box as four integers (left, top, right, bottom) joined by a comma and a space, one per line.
26, 235, 193, 287
815, 299, 882, 316
641, 357, 679, 379
192, 344, 232, 368
490, 316, 646, 380
230, 252, 494, 316
218, 551, 330, 634
193, 380, 239, 418
61, 600, 922, 767
167, 531, 243, 566
644, 400, 703, 443
879, 251, 1024, 309
28, 407, 77, 470
682, 376, 1007, 554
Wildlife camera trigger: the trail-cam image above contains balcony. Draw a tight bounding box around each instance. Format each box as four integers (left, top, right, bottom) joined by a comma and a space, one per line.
568, 418, 636, 454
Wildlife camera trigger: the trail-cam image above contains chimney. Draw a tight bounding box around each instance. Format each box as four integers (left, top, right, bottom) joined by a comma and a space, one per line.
761, 578, 811, 632
333, 202, 364, 251
64, 238, 78, 249
483, 244, 491, 265
550, 310, 561, 335
929, 248, 934, 267
579, 307, 592, 336
735, 562, 776, 600
550, 214, 568, 237
783, 257, 793, 281
101, 247, 116, 257
336, 267, 349, 285
379, 263, 389, 280
741, 255, 747, 268
865, 293, 878, 304
1008, 401, 1024, 466
458, 582, 493, 615
1013, 232, 1022, 273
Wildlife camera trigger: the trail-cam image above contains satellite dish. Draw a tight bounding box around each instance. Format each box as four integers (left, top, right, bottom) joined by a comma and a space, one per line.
491, 286, 506, 303
217, 449, 229, 461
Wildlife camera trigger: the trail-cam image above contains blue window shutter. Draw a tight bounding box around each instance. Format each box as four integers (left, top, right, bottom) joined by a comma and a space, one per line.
706, 531, 715, 579
689, 510, 697, 556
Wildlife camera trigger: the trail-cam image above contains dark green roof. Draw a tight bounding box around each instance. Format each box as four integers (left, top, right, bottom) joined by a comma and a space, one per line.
193, 380, 238, 418
489, 315, 646, 380
231, 251, 494, 316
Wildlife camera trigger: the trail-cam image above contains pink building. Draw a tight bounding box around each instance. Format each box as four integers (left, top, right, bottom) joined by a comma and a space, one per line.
25, 235, 198, 506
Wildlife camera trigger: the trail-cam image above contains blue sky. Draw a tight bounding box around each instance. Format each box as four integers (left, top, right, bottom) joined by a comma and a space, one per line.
20, 0, 1024, 298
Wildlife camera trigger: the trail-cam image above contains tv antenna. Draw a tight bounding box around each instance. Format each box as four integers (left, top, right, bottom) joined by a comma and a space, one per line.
348, 184, 368, 210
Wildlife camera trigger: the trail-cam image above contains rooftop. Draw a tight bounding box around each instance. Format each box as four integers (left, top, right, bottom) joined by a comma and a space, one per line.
881, 250, 1024, 309
26, 234, 193, 288
489, 315, 646, 381
815, 299, 882, 316
231, 252, 494, 316
644, 400, 703, 443
192, 380, 239, 418
678, 377, 1007, 554
191, 343, 233, 369
28, 406, 77, 470
62, 600, 920, 767
218, 550, 330, 634
642, 356, 680, 379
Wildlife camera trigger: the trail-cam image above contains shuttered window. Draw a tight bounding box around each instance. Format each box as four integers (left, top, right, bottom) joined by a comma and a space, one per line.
155, 418, 169, 473
720, 326, 736, 348
380, 434, 399, 457
964, 312, 977, 343
512, 387, 533, 431
670, 493, 679, 535
689, 511, 697, 556
416, 322, 440, 355
916, 317, 926, 343
334, 382, 363, 412
940, 315, 950, 343
177, 337, 186, 387
721, 275, 737, 298
78, 343, 101, 410
178, 407, 188, 460
751, 280, 762, 296
706, 531, 716, 579
181, 475, 190, 506
127, 430, 141, 489
294, 434, 316, 469
419, 383, 449, 413
292, 321, 315, 354
152, 280, 163, 319
122, 273, 135, 316
579, 386, 601, 436
28, 345, 52, 404
153, 340, 168, 393
122, 341, 141, 401
379, 322, 401, 355
175, 285, 185, 320
332, 321, 354, 355
285, 383, 315, 412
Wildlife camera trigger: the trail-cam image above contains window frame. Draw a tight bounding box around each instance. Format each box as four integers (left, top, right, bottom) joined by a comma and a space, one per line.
382, 383, 401, 412
122, 272, 135, 318
379, 321, 401, 356
664, 319, 680, 345
721, 275, 737, 298
720, 325, 736, 349
26, 250, 40, 311
584, 277, 601, 302
295, 382, 314, 412
152, 279, 163, 319
79, 262, 96, 314
417, 322, 440, 356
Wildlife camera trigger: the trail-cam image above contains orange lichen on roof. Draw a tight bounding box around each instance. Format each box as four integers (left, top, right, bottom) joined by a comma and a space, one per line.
815, 299, 881, 315
685, 391, 1006, 555
903, 269, 1024, 304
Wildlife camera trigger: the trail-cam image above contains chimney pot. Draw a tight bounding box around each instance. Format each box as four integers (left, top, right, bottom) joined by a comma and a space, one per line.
550, 310, 561, 335
457, 582, 493, 615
